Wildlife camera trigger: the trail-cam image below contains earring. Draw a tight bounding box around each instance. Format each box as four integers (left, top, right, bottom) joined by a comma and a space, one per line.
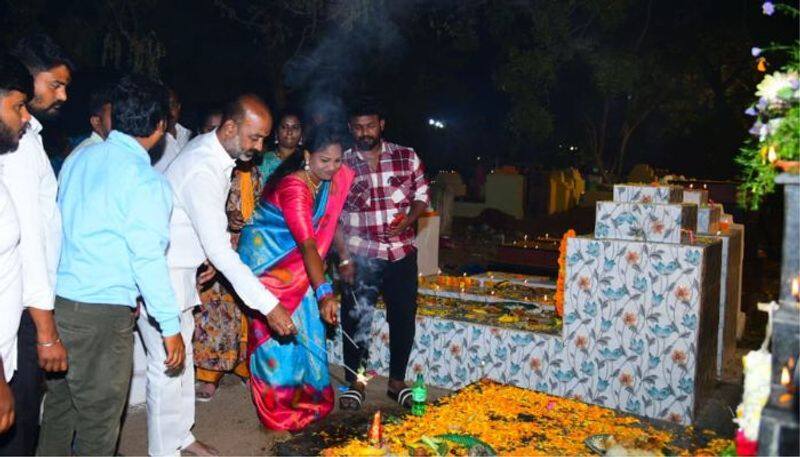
304, 160, 310, 171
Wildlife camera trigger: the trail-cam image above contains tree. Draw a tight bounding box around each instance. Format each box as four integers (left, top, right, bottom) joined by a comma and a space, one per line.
489, 0, 758, 181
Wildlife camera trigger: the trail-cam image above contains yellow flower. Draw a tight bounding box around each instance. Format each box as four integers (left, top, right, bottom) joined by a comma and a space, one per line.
323, 381, 726, 456
768, 145, 778, 163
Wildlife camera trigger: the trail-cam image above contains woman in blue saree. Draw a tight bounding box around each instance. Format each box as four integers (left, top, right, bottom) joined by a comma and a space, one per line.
238, 123, 353, 431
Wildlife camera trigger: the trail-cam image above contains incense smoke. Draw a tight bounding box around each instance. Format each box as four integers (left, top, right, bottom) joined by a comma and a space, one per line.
283, 2, 410, 126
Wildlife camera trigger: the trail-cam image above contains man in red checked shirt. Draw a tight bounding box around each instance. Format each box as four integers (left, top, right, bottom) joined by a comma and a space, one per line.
335, 99, 430, 411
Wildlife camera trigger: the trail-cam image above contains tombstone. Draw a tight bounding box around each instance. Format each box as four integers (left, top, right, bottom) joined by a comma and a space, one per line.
486, 172, 526, 219
432, 171, 466, 235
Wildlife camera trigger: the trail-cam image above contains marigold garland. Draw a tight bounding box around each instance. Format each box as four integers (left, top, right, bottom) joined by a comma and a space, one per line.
554, 229, 576, 317
321, 381, 732, 456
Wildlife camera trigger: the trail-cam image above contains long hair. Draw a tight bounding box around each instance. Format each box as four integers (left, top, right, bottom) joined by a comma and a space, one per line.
263, 122, 345, 194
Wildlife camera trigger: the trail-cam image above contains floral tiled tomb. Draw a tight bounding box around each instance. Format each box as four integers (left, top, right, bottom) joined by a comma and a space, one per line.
330, 184, 726, 426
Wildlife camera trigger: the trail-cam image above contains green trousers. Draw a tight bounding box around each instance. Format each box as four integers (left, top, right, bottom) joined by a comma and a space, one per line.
37, 297, 135, 456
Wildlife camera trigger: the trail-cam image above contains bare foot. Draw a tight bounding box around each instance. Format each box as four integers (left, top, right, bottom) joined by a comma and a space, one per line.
181, 440, 219, 456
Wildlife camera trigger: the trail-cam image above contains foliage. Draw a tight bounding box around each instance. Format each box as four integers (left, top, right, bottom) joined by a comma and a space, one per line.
737, 1, 800, 209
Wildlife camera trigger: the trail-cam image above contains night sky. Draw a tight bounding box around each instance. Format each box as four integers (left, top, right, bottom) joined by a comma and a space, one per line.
0, 0, 796, 179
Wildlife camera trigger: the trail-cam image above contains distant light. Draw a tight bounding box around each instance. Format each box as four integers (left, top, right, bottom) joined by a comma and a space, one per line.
428, 118, 446, 129
477, 156, 481, 160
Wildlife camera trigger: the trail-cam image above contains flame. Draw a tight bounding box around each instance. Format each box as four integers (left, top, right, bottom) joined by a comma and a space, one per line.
792, 277, 799, 299
781, 367, 791, 386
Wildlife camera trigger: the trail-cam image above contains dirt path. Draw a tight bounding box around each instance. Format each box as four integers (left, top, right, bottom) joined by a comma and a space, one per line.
118, 366, 450, 456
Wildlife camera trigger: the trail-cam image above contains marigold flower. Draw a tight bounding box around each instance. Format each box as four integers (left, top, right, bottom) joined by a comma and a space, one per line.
757, 57, 768, 72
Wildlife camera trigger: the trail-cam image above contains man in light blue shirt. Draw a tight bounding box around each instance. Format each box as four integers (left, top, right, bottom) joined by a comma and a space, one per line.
38, 75, 185, 456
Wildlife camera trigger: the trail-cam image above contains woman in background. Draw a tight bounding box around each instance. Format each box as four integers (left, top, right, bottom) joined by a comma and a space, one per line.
258, 110, 303, 186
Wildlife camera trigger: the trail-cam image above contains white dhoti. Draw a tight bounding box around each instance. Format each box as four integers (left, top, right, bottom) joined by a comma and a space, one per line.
137, 268, 198, 456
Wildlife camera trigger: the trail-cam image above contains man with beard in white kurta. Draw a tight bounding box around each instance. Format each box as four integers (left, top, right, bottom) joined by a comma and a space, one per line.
138, 94, 297, 456
0, 52, 32, 440
0, 35, 72, 455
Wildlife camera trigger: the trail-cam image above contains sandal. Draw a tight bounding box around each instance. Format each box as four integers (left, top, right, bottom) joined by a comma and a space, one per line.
387, 387, 413, 409
195, 381, 217, 403
339, 386, 365, 410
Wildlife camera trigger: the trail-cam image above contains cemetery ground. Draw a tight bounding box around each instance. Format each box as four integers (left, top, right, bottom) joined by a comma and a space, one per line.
119, 207, 775, 455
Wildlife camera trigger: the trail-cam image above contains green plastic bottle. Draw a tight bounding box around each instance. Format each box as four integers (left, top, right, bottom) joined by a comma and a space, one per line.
411, 373, 427, 416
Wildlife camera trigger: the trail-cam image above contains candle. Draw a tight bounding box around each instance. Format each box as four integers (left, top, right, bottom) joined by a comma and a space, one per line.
720, 215, 732, 231
781, 367, 791, 386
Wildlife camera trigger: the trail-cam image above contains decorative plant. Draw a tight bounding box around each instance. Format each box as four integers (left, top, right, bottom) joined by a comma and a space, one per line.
737, 1, 800, 210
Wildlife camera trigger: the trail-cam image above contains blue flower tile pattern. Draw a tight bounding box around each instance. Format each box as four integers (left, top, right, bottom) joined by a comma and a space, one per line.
328, 236, 722, 426
613, 184, 684, 204
595, 202, 698, 244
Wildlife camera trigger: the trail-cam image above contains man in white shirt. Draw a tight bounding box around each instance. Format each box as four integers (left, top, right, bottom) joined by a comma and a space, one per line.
0, 52, 32, 439
65, 85, 112, 160
153, 88, 192, 172
138, 94, 295, 456
0, 35, 71, 455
